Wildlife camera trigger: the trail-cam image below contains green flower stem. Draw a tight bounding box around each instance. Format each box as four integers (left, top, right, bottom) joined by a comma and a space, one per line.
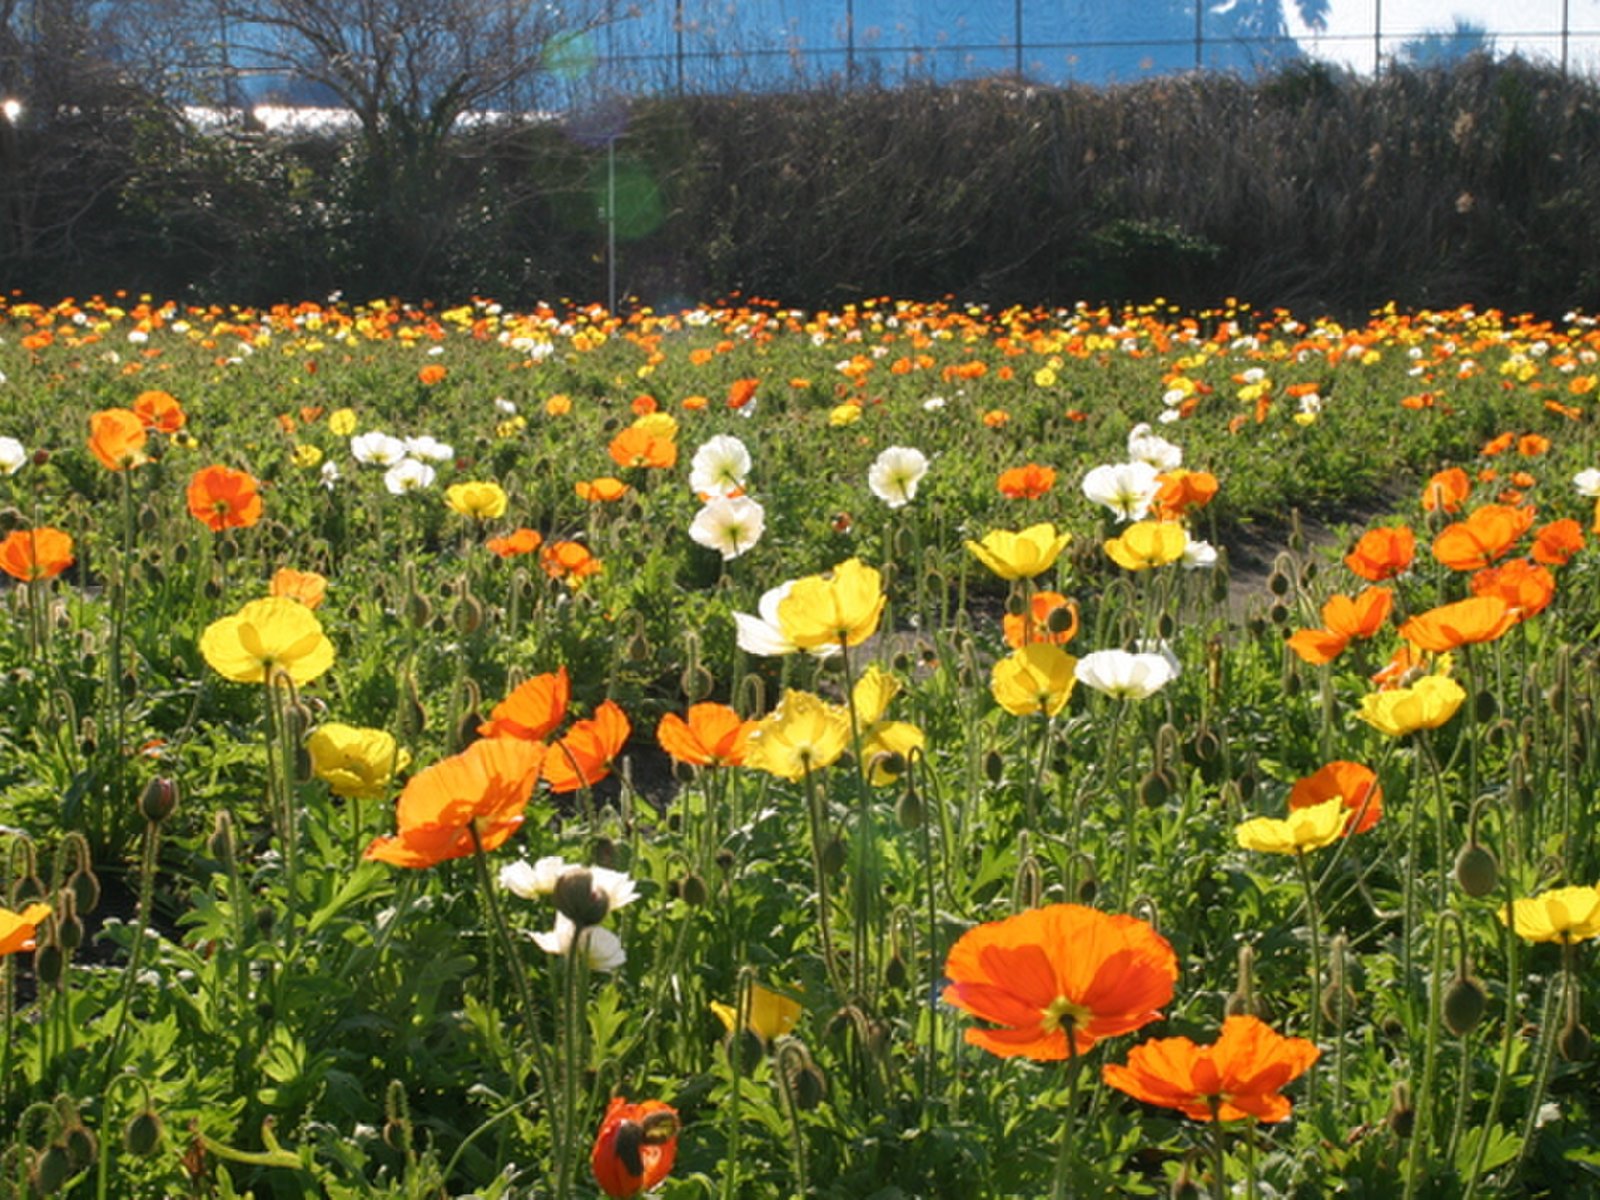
98, 816, 161, 1095
1510, 945, 1575, 1184
1048, 1033, 1083, 1200
1463, 818, 1523, 1200
1295, 850, 1323, 1111
1402, 914, 1449, 1200
775, 1040, 812, 1198
1025, 712, 1055, 831
837, 643, 882, 1005
800, 764, 847, 995
1208, 1101, 1228, 1200
553, 928, 591, 1200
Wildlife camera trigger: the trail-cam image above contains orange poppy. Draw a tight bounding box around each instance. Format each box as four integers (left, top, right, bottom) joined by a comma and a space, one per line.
479, 667, 571, 742
1517, 433, 1551, 457
541, 540, 601, 583
656, 702, 756, 767
1530, 518, 1584, 566
1398, 595, 1517, 652
1481, 432, 1515, 457
1002, 591, 1080, 649
486, 527, 543, 558
0, 903, 52, 957
630, 394, 657, 416
1288, 761, 1383, 836
1431, 504, 1535, 571
607, 427, 677, 470
941, 903, 1178, 1060
1420, 467, 1471, 514
363, 736, 547, 868
1285, 587, 1393, 665
1470, 559, 1556, 621
1343, 526, 1415, 582
186, 465, 264, 531
268, 567, 327, 608
591, 1097, 679, 1199
544, 700, 631, 794
133, 389, 186, 433
1371, 643, 1428, 690
996, 463, 1057, 500
0, 527, 75, 582
727, 378, 759, 409
87, 408, 148, 470
1151, 469, 1220, 521
417, 364, 448, 386
575, 477, 630, 503
1101, 1015, 1319, 1123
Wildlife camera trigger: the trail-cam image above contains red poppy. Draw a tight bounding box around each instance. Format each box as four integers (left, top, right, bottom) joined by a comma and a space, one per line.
479, 667, 571, 742
941, 903, 1178, 1060
1101, 1015, 1319, 1123
656, 702, 756, 768
1002, 591, 1080, 648
133, 389, 186, 433
996, 463, 1057, 500
364, 736, 547, 868
1530, 518, 1584, 566
186, 465, 264, 531
1398, 595, 1517, 652
1431, 504, 1536, 571
1421, 467, 1472, 513
544, 700, 631, 793
0, 527, 75, 582
1344, 526, 1415, 582
591, 1097, 679, 1199
1285, 587, 1393, 665
486, 527, 543, 558
1288, 761, 1383, 836
87, 408, 148, 471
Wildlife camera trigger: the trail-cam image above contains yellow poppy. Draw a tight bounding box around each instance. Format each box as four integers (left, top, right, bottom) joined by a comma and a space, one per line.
200, 596, 335, 685
445, 481, 509, 520
1501, 884, 1600, 943
1234, 797, 1348, 855
776, 559, 885, 652
965, 523, 1073, 581
744, 690, 851, 781
1104, 521, 1187, 570
711, 982, 802, 1043
1356, 674, 1466, 737
307, 723, 411, 799
990, 643, 1078, 717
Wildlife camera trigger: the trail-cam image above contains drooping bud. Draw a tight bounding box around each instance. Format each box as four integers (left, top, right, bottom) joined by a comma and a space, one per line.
139, 776, 179, 825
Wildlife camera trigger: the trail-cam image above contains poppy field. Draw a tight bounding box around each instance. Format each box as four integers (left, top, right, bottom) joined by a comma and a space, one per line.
2, 293, 1600, 1198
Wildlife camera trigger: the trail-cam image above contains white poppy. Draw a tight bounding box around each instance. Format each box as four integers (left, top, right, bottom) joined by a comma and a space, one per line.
867, 446, 929, 509
350, 431, 406, 466
384, 458, 436, 494
533, 915, 626, 972
405, 435, 455, 462
689, 495, 766, 560
1126, 423, 1183, 471
1081, 461, 1162, 522
1573, 468, 1600, 498
689, 434, 752, 498
1074, 649, 1177, 700
0, 436, 26, 475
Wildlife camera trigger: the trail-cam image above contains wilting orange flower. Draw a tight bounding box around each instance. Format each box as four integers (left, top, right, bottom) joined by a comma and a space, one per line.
133, 389, 185, 433
1432, 504, 1536, 571
727, 378, 759, 409
656, 702, 756, 767
186, 465, 263, 531
575, 477, 630, 503
591, 1097, 679, 1199
541, 540, 601, 583
479, 667, 571, 742
1002, 591, 1080, 648
1286, 586, 1394, 665
1518, 433, 1551, 457
608, 426, 677, 470
417, 364, 448, 386
1102, 1015, 1319, 1123
1421, 467, 1472, 514
1470, 559, 1556, 621
941, 903, 1178, 1060
1531, 518, 1584, 566
544, 700, 631, 793
1344, 526, 1415, 582
0, 903, 52, 957
269, 567, 327, 608
1288, 761, 1383, 836
363, 736, 547, 868
1371, 643, 1429, 690
486, 527, 543, 558
997, 463, 1057, 500
1151, 469, 1220, 521
0, 527, 75, 582
1399, 595, 1517, 652
88, 408, 148, 470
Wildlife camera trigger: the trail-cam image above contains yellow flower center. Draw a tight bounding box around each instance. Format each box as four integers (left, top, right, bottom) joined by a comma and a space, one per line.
1040, 995, 1091, 1036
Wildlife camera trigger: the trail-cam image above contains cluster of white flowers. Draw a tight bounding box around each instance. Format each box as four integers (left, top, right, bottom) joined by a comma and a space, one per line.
349, 431, 455, 495
499, 855, 639, 972
687, 434, 765, 560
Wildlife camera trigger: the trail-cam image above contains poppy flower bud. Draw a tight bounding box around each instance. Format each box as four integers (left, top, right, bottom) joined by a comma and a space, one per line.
452, 594, 484, 636
1045, 605, 1076, 635
139, 776, 179, 824
69, 866, 100, 915
1268, 570, 1291, 597
884, 951, 908, 989
1442, 972, 1489, 1037
678, 872, 708, 908
1190, 727, 1221, 765
79, 716, 97, 756
34, 1144, 72, 1194
35, 941, 64, 988
208, 810, 236, 869
1075, 874, 1098, 904
1386, 1082, 1415, 1138
55, 896, 83, 953
1268, 602, 1290, 627
820, 835, 847, 878
1321, 983, 1357, 1029
554, 869, 612, 928
726, 1027, 766, 1073
983, 749, 1005, 783
671, 759, 697, 786
1454, 841, 1500, 898
32, 448, 51, 467
1005, 592, 1026, 616
1474, 689, 1498, 723
123, 1109, 164, 1157
63, 1124, 97, 1173
714, 848, 736, 872
404, 590, 432, 628
592, 837, 618, 869
1560, 1019, 1592, 1063
895, 786, 924, 830
1138, 769, 1174, 808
